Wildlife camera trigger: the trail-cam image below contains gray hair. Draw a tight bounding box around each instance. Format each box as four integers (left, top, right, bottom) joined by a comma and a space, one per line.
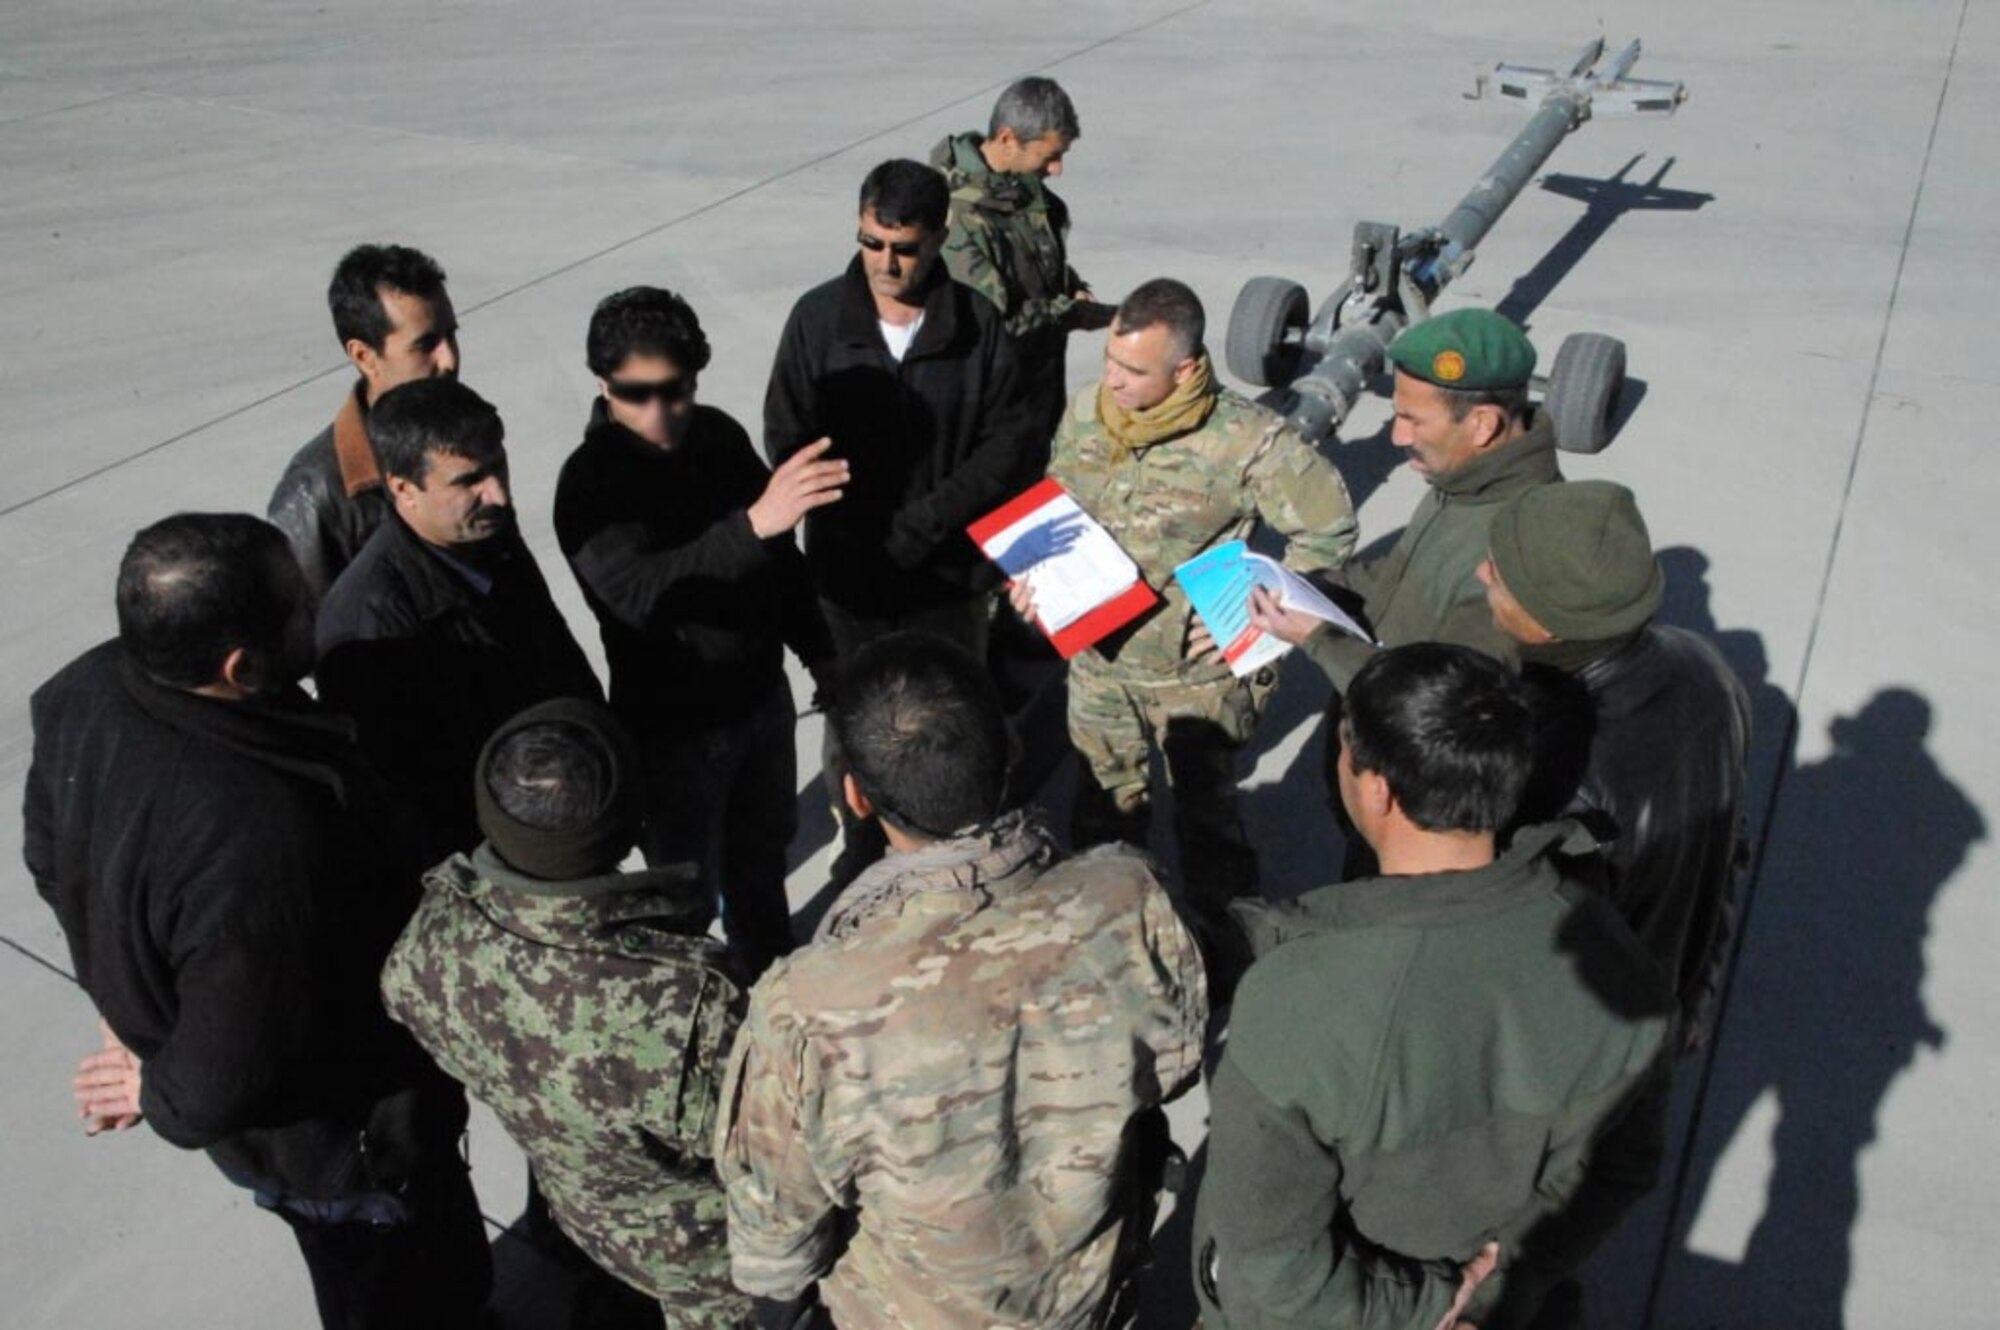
989, 77, 1080, 144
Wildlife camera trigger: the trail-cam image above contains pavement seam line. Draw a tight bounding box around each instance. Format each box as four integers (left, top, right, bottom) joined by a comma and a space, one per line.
1, 931, 77, 984
1635, 2, 1973, 1325
0, 0, 1211, 522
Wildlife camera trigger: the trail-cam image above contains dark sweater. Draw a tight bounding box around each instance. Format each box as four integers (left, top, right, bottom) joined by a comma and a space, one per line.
553, 401, 832, 732
316, 515, 602, 861
763, 259, 1038, 615
23, 642, 463, 1197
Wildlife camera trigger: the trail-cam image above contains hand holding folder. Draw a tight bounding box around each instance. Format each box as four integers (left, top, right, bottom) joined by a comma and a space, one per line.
967, 479, 1158, 658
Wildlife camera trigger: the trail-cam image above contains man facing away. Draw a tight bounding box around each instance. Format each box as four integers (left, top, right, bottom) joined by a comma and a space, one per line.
1194, 644, 1675, 1330
555, 286, 841, 980
269, 243, 460, 599
26, 514, 489, 1329
716, 632, 1209, 1329
316, 377, 601, 863
1479, 480, 1752, 1049
382, 698, 753, 1328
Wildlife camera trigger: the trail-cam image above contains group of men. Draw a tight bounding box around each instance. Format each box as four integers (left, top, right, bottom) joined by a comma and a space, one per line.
26, 74, 1753, 1330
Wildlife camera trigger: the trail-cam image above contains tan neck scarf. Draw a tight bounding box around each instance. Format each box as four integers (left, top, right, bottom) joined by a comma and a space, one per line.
1098, 353, 1218, 455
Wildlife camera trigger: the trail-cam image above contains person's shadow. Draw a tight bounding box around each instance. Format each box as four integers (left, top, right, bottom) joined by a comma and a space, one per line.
1643, 685, 1983, 1329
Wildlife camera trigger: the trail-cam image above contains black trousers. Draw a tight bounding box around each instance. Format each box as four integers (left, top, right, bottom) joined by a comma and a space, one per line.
271, 1157, 492, 1330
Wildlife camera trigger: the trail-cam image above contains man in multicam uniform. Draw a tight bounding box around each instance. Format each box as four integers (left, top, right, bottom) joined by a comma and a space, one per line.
715, 632, 1209, 1330
930, 76, 1114, 441
1021, 278, 1357, 912
381, 697, 752, 1328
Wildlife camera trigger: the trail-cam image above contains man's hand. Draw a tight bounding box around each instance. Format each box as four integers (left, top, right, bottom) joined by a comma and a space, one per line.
749, 438, 848, 539
1248, 585, 1323, 647
1186, 616, 1223, 663
1434, 1240, 1501, 1330
1006, 577, 1040, 623
74, 1020, 143, 1135
1067, 295, 1117, 332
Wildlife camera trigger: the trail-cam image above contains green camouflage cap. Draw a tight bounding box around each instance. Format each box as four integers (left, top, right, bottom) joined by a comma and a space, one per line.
1387, 308, 1537, 390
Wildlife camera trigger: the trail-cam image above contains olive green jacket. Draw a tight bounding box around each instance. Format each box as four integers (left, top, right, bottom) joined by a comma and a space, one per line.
1305, 412, 1560, 691
1193, 821, 1674, 1330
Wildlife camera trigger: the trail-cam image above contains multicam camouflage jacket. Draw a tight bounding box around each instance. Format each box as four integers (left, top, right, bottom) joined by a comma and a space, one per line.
1050, 384, 1360, 683
715, 809, 1209, 1329
381, 844, 751, 1327
931, 132, 1084, 344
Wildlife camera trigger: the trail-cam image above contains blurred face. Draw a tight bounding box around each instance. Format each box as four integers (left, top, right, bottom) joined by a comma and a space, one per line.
1476, 556, 1556, 645
990, 128, 1072, 178
390, 448, 511, 548
1389, 371, 1499, 481
857, 208, 942, 307
1103, 319, 1196, 413
600, 351, 696, 449
350, 288, 459, 403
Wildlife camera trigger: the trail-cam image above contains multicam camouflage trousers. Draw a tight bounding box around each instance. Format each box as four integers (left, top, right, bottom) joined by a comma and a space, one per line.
1066, 649, 1277, 909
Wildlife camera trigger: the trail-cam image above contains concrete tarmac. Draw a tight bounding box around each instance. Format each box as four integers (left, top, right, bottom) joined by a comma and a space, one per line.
3, 2, 1992, 1325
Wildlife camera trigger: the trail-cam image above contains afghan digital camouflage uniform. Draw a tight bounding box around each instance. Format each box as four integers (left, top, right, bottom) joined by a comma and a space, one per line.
381, 844, 752, 1327
1049, 383, 1358, 904
715, 810, 1209, 1329
931, 131, 1084, 437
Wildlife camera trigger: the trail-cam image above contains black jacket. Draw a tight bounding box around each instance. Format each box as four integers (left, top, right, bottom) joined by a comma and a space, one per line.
554, 400, 832, 733
267, 382, 391, 600
763, 259, 1038, 615
1519, 625, 1752, 1039
23, 642, 465, 1199
316, 514, 602, 861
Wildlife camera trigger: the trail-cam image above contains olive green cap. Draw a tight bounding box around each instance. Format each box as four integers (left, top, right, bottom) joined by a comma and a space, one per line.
1387, 308, 1537, 390
1488, 480, 1663, 641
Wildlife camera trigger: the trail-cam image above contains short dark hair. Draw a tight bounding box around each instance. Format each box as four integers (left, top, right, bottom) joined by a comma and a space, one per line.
328, 244, 448, 352
859, 159, 949, 233
1441, 383, 1532, 427
1115, 278, 1205, 362
1339, 643, 1532, 834
990, 77, 1080, 142
833, 632, 1010, 839
586, 286, 712, 379
484, 720, 616, 832
115, 514, 301, 689
368, 379, 504, 484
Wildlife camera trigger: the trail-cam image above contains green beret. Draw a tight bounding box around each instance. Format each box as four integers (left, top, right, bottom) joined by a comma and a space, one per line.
1387, 308, 1536, 391
1488, 481, 1663, 641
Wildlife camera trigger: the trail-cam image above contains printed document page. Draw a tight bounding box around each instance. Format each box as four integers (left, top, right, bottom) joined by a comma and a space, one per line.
984, 494, 1139, 632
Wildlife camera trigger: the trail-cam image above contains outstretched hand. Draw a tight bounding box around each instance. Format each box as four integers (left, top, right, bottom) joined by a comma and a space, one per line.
750, 438, 848, 538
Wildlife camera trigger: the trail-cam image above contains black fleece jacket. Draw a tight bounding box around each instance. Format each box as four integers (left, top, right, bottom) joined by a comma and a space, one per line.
24, 642, 463, 1197
553, 400, 832, 732
763, 259, 1038, 616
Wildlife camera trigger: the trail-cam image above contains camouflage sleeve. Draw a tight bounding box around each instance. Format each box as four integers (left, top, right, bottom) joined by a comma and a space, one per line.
1245, 425, 1359, 575
638, 969, 744, 1161
714, 987, 845, 1301
941, 208, 1012, 319
1136, 878, 1211, 1102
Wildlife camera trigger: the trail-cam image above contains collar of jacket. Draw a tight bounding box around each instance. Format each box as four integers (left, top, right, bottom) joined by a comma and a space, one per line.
1522, 625, 1648, 680
1245, 819, 1599, 947
835, 254, 963, 360
332, 379, 382, 498
930, 131, 1033, 214
814, 806, 1058, 941
117, 649, 367, 805
381, 512, 527, 617
1428, 409, 1560, 501
442, 842, 718, 947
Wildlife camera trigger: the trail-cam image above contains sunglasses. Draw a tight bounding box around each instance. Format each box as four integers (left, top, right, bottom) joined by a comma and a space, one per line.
857, 232, 927, 259
605, 377, 691, 406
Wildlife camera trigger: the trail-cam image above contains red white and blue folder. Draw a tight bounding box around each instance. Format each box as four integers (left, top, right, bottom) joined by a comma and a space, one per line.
967, 478, 1158, 659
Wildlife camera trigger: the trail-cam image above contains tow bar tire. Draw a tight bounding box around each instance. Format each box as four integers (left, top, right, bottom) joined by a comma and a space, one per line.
1546, 331, 1627, 455
1226, 277, 1309, 387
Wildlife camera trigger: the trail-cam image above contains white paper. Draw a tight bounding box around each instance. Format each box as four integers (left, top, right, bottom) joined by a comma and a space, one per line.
1243, 551, 1376, 645
983, 495, 1139, 632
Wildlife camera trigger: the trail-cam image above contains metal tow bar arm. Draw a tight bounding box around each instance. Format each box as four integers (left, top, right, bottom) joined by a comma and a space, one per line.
1225, 38, 1687, 454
